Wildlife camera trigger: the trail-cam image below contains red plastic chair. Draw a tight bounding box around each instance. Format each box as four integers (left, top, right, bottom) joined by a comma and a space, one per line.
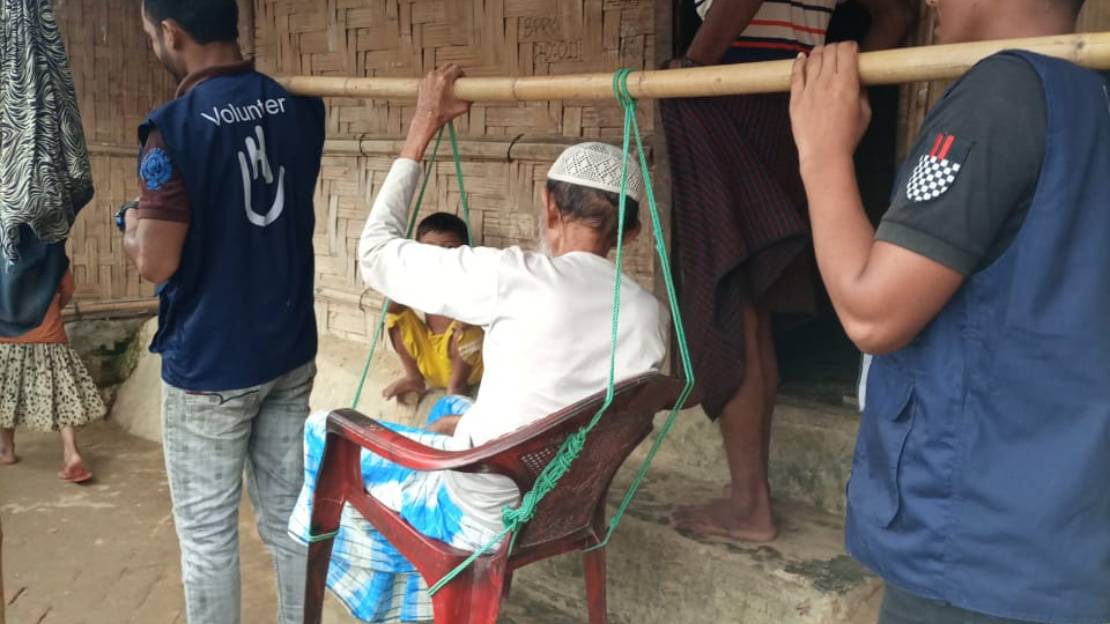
303, 372, 682, 624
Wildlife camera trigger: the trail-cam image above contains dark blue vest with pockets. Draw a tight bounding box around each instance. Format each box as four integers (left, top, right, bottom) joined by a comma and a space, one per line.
141, 68, 325, 392
848, 52, 1110, 624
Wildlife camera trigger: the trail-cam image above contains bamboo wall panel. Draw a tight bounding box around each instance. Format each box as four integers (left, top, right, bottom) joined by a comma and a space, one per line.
899, 0, 1110, 157
253, 0, 659, 341
56, 0, 174, 302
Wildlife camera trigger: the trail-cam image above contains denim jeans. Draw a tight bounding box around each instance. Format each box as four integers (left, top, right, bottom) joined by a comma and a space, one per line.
879, 584, 1048, 624
162, 361, 315, 624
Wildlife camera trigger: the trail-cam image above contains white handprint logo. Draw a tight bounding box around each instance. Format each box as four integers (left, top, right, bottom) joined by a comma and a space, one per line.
238, 125, 286, 227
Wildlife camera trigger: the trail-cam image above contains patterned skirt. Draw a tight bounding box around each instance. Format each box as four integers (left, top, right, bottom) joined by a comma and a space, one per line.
0, 343, 106, 432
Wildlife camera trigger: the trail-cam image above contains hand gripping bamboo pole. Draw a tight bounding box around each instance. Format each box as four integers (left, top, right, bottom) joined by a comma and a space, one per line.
277, 32, 1110, 102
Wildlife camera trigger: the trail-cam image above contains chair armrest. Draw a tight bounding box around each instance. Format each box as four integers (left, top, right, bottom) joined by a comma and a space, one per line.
326, 409, 507, 473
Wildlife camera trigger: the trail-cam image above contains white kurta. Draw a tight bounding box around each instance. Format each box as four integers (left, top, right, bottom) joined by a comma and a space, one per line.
358, 158, 669, 532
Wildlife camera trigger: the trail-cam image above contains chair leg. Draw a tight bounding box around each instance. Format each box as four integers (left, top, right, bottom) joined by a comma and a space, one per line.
584, 547, 608, 624
428, 568, 474, 624
464, 557, 509, 624
427, 556, 508, 624
304, 434, 360, 624
304, 539, 336, 624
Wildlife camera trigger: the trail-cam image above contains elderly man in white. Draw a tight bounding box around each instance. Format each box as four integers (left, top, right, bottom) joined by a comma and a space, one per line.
289, 65, 668, 623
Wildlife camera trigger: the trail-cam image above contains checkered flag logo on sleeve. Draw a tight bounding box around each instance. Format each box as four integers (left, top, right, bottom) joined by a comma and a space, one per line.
906, 133, 972, 203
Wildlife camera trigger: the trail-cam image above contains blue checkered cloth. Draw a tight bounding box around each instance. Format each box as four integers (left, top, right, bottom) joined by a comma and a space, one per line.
289, 396, 488, 623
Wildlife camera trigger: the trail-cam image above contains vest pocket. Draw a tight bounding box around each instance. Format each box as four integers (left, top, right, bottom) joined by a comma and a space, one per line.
849, 363, 915, 528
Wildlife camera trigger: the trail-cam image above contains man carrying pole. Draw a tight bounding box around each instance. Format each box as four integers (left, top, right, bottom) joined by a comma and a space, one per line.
790, 0, 1109, 621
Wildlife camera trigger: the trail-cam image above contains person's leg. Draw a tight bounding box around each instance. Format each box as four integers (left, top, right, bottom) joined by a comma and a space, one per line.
672, 298, 777, 542
1, 514, 5, 624
0, 429, 15, 465
57, 426, 92, 482
756, 305, 779, 473
878, 585, 949, 624
383, 312, 428, 403
879, 584, 1051, 624
245, 362, 315, 624
163, 383, 258, 624
445, 332, 475, 397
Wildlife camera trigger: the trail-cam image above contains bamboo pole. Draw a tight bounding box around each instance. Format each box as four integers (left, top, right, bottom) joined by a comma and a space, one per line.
63, 299, 159, 321
277, 32, 1110, 101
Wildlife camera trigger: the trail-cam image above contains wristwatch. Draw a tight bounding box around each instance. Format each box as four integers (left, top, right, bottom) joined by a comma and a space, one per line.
115, 200, 138, 233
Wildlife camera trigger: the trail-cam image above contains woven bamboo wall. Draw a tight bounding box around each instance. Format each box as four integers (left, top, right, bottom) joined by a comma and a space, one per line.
55, 0, 660, 341
58, 0, 177, 303
898, 0, 1110, 157
251, 0, 660, 343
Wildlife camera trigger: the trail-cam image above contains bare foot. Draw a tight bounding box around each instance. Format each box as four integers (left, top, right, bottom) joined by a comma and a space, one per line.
671, 498, 778, 543
58, 454, 93, 483
382, 376, 427, 405
0, 429, 16, 464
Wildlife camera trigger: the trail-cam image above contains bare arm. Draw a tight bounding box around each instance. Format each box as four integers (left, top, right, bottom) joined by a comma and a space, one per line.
685, 0, 765, 65
359, 66, 506, 327
446, 333, 474, 397
123, 210, 188, 284
857, 0, 913, 51
789, 44, 964, 354
427, 415, 462, 436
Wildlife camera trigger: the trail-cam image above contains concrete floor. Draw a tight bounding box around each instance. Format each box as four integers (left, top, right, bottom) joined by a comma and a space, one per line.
0, 420, 571, 624
0, 420, 281, 624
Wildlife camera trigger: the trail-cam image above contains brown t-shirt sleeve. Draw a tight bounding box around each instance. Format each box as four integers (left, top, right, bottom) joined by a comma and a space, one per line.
137, 128, 190, 223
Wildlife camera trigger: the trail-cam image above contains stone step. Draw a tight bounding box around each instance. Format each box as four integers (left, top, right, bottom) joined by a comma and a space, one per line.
627, 395, 861, 516
508, 469, 881, 624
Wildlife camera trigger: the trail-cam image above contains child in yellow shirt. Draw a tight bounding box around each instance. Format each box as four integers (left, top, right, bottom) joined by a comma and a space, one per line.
382, 213, 484, 405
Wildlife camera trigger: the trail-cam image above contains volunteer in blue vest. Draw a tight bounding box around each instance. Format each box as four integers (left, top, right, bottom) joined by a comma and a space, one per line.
121, 1, 325, 622
789, 0, 1108, 622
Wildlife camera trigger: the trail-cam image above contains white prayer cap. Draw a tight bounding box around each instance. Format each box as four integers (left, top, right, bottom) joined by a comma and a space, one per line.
547, 142, 645, 205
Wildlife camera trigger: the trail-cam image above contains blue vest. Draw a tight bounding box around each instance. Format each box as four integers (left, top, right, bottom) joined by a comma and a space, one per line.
848, 52, 1110, 624
141, 69, 325, 391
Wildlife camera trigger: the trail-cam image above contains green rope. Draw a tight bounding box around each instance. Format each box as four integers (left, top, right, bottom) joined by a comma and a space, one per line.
427, 67, 694, 595
304, 528, 339, 543
447, 122, 473, 243
351, 122, 469, 410
588, 69, 696, 550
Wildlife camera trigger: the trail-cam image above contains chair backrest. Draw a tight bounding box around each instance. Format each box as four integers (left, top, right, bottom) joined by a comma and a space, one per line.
474, 373, 682, 553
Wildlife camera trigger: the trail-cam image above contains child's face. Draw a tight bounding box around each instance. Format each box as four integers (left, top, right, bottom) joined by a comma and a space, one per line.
419, 231, 465, 249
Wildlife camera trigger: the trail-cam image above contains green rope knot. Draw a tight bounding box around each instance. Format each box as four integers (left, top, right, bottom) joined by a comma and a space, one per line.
500, 430, 588, 527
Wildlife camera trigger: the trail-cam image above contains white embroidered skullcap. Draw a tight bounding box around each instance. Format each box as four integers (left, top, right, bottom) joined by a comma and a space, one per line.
547, 142, 645, 204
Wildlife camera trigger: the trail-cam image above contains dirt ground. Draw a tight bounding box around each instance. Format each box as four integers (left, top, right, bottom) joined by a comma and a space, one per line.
0, 420, 557, 624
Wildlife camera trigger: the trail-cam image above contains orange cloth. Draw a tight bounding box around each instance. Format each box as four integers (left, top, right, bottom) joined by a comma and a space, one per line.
0, 271, 72, 344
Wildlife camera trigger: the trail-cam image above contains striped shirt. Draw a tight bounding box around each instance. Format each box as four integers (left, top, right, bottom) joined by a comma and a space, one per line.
695, 0, 841, 62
